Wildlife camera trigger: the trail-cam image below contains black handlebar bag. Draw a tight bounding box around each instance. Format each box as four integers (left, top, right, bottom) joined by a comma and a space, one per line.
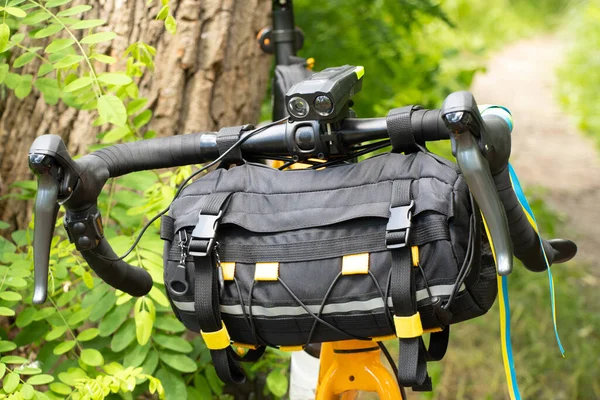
161, 150, 497, 390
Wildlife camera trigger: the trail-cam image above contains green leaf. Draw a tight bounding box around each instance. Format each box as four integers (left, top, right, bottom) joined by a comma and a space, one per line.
110, 320, 135, 352
57, 368, 86, 386
1, 355, 27, 364
0, 307, 15, 316
34, 77, 60, 105
53, 340, 76, 355
5, 276, 27, 288
165, 14, 176, 34
153, 333, 193, 353
123, 343, 150, 367
126, 98, 147, 115
63, 76, 92, 92
45, 325, 68, 341
0, 340, 17, 352
80, 31, 117, 44
69, 19, 105, 29
53, 54, 83, 69
158, 352, 197, 373
49, 382, 72, 395
90, 53, 115, 64
80, 348, 103, 367
97, 94, 127, 126
0, 363, 5, 380
32, 307, 55, 321
98, 300, 132, 336
8, 0, 26, 6
38, 63, 54, 77
97, 72, 132, 86
56, 5, 91, 17
67, 309, 90, 326
22, 10, 51, 25
4, 6, 26, 17
13, 51, 36, 68
18, 367, 42, 375
0, 291, 22, 301
101, 126, 131, 143
156, 368, 187, 400
45, 38, 75, 53
133, 109, 152, 128
157, 5, 169, 20
266, 370, 288, 397
0, 64, 8, 84
21, 383, 35, 399
135, 309, 153, 346
205, 366, 224, 395
3, 372, 19, 394
0, 23, 10, 52
192, 374, 212, 399
34, 24, 63, 38
88, 290, 116, 321
141, 350, 159, 375
1, 72, 17, 88
46, 0, 73, 7
16, 307, 35, 328
154, 316, 186, 333
27, 374, 54, 385
77, 328, 99, 342
14, 74, 32, 98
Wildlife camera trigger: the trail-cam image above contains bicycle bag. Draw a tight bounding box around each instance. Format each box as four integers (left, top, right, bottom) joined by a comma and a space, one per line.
161, 149, 497, 390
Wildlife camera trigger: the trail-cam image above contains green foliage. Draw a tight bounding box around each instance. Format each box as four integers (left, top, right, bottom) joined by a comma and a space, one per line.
557, 0, 600, 149
293, 0, 571, 119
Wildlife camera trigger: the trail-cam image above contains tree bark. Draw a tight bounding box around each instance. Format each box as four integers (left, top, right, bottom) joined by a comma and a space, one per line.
0, 0, 272, 228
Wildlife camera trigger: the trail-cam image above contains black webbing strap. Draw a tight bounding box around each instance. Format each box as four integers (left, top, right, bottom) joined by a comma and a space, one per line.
387, 180, 432, 391
386, 106, 421, 153
190, 192, 262, 385
160, 215, 174, 242
216, 125, 251, 166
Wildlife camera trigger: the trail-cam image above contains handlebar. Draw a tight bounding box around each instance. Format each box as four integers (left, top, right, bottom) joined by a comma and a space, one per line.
28, 91, 577, 303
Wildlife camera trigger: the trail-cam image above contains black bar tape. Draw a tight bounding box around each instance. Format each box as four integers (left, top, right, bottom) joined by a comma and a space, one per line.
411, 109, 449, 143
81, 237, 153, 296
91, 133, 211, 178
493, 166, 555, 271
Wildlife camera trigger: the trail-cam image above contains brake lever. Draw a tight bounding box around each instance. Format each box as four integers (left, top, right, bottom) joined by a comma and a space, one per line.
29, 135, 81, 303
441, 92, 513, 275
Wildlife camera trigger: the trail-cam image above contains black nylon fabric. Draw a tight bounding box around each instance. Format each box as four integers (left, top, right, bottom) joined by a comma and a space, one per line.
162, 150, 497, 356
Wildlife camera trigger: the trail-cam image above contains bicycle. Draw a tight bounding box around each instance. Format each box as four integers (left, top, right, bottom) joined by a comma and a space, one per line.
26, 1, 577, 398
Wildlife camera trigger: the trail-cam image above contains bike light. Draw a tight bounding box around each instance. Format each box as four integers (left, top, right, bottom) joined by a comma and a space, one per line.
288, 97, 310, 118
285, 65, 363, 123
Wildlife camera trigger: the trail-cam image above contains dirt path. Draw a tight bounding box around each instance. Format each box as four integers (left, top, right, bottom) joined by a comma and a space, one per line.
470, 35, 600, 268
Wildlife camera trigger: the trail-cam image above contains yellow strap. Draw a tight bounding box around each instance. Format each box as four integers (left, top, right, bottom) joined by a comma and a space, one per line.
341, 253, 370, 275
221, 262, 236, 281
254, 262, 279, 281
411, 246, 419, 267
370, 334, 397, 342
279, 345, 304, 352
201, 325, 230, 350
423, 326, 443, 334
394, 313, 424, 338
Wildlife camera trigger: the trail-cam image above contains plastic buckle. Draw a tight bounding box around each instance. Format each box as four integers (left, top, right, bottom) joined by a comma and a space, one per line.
386, 200, 414, 249
189, 210, 223, 257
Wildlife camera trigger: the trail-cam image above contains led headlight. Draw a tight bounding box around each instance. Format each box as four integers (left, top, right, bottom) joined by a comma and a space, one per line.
285, 65, 363, 123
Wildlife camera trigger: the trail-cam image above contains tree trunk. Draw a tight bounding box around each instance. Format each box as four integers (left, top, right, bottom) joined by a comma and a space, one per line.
0, 0, 272, 228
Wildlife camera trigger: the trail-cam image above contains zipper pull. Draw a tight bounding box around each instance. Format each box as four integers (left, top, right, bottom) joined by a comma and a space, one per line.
168, 230, 190, 296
